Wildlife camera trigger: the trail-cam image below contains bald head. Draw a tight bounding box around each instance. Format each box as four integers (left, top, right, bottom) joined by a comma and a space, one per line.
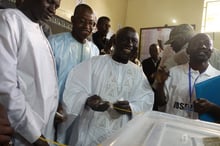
71, 4, 95, 43
187, 33, 213, 63
112, 26, 139, 64
73, 4, 94, 17
19, 0, 60, 22
115, 27, 138, 41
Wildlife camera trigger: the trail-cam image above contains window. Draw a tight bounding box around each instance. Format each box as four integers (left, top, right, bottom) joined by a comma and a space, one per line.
202, 0, 220, 32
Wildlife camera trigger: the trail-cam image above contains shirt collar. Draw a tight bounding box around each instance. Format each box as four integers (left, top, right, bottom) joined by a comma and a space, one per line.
184, 62, 216, 77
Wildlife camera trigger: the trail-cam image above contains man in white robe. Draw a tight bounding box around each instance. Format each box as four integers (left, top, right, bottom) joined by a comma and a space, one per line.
0, 0, 60, 145
62, 26, 154, 146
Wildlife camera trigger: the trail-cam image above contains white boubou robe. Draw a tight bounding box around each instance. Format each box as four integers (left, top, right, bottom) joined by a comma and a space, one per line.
62, 55, 154, 146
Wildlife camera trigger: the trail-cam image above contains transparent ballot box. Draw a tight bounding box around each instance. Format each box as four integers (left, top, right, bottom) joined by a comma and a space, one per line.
101, 111, 220, 146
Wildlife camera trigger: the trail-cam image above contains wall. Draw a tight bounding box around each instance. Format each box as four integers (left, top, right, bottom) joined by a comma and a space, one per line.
56, 0, 75, 21
126, 0, 203, 33
87, 0, 128, 34
125, 0, 220, 50
57, 0, 204, 34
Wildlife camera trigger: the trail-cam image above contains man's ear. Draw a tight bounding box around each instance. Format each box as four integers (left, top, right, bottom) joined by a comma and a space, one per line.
71, 16, 75, 25
210, 48, 214, 53
112, 37, 117, 49
112, 35, 116, 45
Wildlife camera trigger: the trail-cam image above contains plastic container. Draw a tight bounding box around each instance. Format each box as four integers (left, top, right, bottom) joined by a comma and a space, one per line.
101, 111, 220, 146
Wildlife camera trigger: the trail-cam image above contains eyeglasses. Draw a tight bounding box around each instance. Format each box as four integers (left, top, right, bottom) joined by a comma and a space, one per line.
77, 18, 96, 27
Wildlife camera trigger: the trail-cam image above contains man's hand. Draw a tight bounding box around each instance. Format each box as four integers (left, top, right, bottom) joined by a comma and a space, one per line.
155, 66, 169, 84
54, 103, 66, 128
86, 95, 110, 112
194, 98, 214, 114
0, 119, 14, 145
33, 135, 49, 146
113, 100, 131, 115
0, 104, 14, 145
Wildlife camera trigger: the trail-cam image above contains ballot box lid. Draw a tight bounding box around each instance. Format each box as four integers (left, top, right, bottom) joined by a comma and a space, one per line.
101, 111, 220, 146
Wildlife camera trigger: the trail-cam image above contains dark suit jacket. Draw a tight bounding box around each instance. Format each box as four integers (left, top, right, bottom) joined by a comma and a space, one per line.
92, 32, 109, 53
142, 57, 161, 85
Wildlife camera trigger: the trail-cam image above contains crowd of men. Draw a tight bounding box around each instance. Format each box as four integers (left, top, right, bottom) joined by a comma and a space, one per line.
0, 1, 220, 146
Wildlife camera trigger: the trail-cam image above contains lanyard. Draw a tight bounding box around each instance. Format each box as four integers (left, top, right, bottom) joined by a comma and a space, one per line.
80, 44, 84, 62
188, 66, 192, 102
188, 66, 200, 103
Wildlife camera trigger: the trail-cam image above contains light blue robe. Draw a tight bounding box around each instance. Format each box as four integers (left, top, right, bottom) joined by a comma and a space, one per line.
48, 32, 99, 100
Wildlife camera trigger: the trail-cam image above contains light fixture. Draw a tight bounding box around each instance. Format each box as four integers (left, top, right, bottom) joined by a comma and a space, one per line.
172, 19, 177, 24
